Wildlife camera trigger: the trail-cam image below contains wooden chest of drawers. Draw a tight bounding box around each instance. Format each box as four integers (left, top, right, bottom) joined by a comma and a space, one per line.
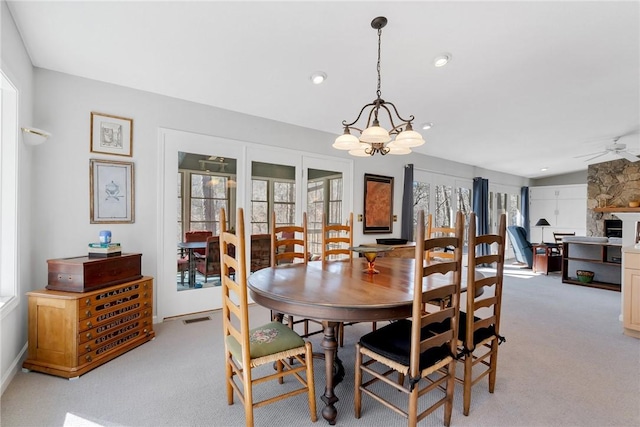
22, 276, 154, 379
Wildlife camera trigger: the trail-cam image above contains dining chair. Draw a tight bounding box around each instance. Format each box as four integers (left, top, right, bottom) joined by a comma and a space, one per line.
321, 212, 354, 261
185, 230, 213, 257
354, 210, 464, 427
194, 235, 221, 283
320, 212, 368, 346
177, 251, 189, 285
270, 212, 322, 337
456, 211, 506, 416
219, 207, 317, 427
426, 213, 457, 262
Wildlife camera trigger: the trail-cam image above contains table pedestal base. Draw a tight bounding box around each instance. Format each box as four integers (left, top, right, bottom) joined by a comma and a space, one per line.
321, 321, 343, 425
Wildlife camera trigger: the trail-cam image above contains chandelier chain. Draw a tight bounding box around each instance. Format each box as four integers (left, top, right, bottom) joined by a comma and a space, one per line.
376, 27, 382, 99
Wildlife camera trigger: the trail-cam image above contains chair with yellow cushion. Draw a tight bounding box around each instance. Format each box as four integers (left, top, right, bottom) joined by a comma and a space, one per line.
220, 207, 317, 427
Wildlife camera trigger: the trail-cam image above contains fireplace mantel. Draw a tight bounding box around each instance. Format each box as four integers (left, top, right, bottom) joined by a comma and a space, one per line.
594, 207, 640, 213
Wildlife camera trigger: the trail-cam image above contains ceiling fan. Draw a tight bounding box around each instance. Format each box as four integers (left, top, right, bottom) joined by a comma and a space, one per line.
575, 134, 640, 163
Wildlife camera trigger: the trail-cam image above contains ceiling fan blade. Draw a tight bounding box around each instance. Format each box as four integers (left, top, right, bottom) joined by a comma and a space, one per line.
584, 152, 608, 162
574, 151, 606, 159
617, 151, 640, 162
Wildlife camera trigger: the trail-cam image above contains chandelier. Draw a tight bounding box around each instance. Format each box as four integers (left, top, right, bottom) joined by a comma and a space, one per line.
333, 16, 425, 157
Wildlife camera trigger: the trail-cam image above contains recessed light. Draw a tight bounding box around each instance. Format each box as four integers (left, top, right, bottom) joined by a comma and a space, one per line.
421, 122, 434, 130
434, 53, 452, 67
541, 167, 549, 172
310, 71, 327, 85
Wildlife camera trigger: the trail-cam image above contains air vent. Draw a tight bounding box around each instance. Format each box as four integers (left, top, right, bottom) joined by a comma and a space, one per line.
183, 316, 211, 325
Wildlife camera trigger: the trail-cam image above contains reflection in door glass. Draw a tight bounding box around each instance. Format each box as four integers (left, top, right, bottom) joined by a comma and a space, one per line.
177, 152, 236, 292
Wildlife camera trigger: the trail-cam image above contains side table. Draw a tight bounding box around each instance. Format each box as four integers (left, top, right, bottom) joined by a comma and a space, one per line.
533, 244, 562, 275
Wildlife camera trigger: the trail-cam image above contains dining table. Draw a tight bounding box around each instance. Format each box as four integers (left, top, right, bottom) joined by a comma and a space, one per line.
247, 256, 480, 425
177, 241, 207, 287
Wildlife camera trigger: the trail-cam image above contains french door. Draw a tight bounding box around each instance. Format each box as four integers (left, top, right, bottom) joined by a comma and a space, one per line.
158, 129, 353, 319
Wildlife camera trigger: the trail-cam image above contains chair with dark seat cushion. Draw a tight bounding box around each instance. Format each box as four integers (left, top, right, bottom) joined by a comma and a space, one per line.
354, 210, 464, 427
506, 225, 533, 268
456, 212, 507, 415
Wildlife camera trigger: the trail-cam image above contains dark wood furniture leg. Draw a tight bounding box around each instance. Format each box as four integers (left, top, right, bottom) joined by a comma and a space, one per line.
187, 248, 196, 287
321, 321, 343, 425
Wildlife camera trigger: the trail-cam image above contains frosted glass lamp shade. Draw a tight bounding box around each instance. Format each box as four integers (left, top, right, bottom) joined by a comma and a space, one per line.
394, 129, 425, 148
348, 143, 372, 157
386, 141, 412, 155
360, 125, 391, 143
333, 130, 361, 150
21, 127, 51, 146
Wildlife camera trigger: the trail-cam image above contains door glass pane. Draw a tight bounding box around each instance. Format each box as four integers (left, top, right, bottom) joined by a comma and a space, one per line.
177, 152, 236, 292
251, 179, 268, 234
412, 181, 430, 237
308, 169, 343, 257
435, 184, 453, 227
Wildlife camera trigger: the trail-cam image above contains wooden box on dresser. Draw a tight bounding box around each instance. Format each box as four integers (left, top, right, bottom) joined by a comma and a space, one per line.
22, 276, 155, 378
622, 247, 640, 338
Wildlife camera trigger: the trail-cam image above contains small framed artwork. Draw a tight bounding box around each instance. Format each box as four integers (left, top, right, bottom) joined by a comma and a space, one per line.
363, 173, 394, 234
90, 112, 133, 157
90, 159, 135, 224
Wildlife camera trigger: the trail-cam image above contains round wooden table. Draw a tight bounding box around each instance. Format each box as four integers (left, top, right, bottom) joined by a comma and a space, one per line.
247, 257, 474, 425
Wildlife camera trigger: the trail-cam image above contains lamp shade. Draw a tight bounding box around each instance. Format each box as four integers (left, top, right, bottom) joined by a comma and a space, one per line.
535, 218, 550, 227
21, 127, 51, 146
333, 131, 360, 150
360, 125, 391, 143
394, 129, 425, 148
386, 141, 412, 155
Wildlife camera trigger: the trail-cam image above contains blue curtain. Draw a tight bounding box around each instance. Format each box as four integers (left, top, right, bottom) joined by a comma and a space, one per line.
521, 186, 530, 240
401, 164, 414, 241
473, 177, 489, 256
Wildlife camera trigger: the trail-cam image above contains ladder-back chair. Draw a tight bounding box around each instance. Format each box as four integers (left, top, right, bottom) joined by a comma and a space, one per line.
220, 208, 317, 427
457, 212, 506, 416
270, 212, 322, 337
426, 213, 457, 262
354, 210, 464, 427
321, 212, 354, 261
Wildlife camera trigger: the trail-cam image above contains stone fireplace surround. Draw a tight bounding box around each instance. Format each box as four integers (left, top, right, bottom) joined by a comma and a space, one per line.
587, 158, 640, 246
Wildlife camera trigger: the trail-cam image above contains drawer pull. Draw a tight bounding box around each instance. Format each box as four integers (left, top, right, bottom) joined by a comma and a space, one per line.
85, 298, 91, 306
85, 310, 91, 317
85, 355, 92, 362
86, 321, 93, 329
85, 344, 91, 351
86, 332, 93, 340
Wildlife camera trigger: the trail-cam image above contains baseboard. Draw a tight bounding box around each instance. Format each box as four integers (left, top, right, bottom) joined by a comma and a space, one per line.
1, 341, 28, 396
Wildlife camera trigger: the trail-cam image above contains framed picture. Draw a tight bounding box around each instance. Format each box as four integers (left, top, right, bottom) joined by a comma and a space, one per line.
90, 112, 133, 157
363, 173, 394, 234
90, 159, 135, 224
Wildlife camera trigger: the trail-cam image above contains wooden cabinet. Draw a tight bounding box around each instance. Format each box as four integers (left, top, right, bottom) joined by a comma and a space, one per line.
22, 276, 154, 378
623, 248, 640, 338
561, 242, 622, 291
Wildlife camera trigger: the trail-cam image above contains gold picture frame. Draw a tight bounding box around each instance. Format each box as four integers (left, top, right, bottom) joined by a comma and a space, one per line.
90, 159, 135, 224
363, 173, 394, 234
90, 112, 133, 157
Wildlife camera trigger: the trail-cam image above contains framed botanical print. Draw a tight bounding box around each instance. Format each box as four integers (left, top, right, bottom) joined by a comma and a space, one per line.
90, 112, 133, 157
363, 173, 394, 234
90, 159, 135, 224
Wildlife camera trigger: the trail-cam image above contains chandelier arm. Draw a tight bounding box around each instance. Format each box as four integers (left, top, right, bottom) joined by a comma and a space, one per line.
381, 101, 416, 128
341, 101, 379, 129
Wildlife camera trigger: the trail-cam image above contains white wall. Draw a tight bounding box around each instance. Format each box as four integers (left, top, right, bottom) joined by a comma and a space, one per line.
1, 4, 531, 391
1, 0, 35, 393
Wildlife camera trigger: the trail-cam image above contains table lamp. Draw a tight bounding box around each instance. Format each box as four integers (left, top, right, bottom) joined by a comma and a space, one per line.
535, 218, 551, 243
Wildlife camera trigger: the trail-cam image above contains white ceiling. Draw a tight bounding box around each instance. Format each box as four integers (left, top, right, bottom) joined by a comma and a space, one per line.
7, 1, 640, 178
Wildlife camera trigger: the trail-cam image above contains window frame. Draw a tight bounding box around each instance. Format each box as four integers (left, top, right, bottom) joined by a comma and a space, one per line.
1, 70, 20, 315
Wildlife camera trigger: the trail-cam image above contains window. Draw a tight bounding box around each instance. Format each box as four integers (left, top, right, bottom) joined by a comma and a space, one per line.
1, 70, 19, 311
189, 173, 228, 234
412, 181, 430, 237
251, 179, 269, 233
